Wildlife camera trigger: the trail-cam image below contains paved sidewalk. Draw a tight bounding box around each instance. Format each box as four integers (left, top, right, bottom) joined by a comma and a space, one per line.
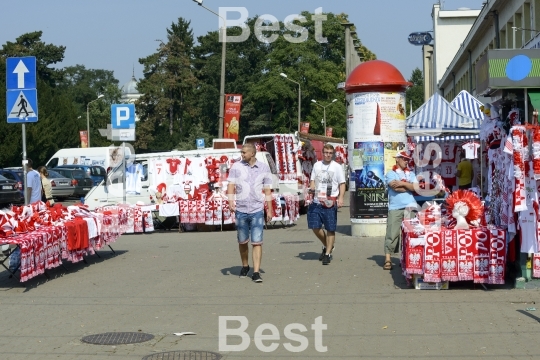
0, 199, 539, 359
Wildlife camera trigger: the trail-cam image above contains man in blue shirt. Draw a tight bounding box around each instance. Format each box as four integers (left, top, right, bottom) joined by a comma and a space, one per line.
383, 151, 418, 270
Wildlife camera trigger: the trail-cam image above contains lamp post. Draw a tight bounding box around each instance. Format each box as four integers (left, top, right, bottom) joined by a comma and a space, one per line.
311, 99, 337, 136
86, 94, 104, 148
192, 0, 226, 138
280, 73, 301, 134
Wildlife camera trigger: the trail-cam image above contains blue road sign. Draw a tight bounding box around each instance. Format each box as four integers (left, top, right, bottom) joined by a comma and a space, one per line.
6, 57, 37, 90
111, 104, 136, 129
196, 138, 205, 149
6, 89, 38, 123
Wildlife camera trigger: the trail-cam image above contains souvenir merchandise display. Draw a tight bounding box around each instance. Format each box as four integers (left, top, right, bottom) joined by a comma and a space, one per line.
273, 134, 299, 183
0, 202, 129, 282
298, 142, 318, 206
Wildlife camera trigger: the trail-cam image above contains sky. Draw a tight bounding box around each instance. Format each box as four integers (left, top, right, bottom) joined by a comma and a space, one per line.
1, 0, 486, 88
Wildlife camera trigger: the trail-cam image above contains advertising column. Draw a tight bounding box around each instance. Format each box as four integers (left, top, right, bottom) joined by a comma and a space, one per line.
348, 92, 407, 225
344, 60, 411, 237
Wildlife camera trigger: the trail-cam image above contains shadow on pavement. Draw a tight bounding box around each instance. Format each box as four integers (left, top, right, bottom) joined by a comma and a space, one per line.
335, 225, 351, 236
0, 249, 127, 291
367, 254, 411, 289
517, 309, 540, 323
220, 266, 266, 276
296, 252, 320, 261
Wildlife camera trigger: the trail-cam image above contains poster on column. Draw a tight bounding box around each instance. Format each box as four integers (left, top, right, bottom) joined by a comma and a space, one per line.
79, 131, 88, 148
347, 92, 406, 144
300, 122, 310, 134
351, 141, 388, 221
224, 94, 242, 141
384, 142, 406, 173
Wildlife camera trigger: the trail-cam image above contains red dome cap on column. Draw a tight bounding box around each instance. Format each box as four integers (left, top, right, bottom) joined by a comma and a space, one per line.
345, 60, 412, 93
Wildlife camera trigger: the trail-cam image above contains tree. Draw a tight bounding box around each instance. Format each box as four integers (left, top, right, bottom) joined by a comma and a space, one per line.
405, 68, 424, 115
136, 18, 198, 150
0, 31, 65, 87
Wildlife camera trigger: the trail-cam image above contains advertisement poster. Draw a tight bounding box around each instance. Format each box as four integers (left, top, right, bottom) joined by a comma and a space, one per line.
347, 92, 406, 144
79, 131, 88, 148
300, 122, 310, 134
224, 94, 242, 141
351, 141, 388, 220
326, 127, 333, 137
384, 142, 406, 173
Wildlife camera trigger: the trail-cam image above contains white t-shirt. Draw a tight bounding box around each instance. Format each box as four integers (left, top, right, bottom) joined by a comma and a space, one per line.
152, 159, 167, 185
27, 169, 41, 203
310, 161, 346, 203
462, 142, 481, 159
441, 143, 457, 161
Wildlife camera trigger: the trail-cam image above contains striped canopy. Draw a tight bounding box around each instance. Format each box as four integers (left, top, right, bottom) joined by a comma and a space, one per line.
406, 93, 481, 139
451, 90, 484, 120
413, 134, 479, 142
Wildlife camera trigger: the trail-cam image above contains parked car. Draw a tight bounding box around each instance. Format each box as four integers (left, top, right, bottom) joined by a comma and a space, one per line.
55, 165, 107, 186
45, 170, 75, 200
0, 168, 25, 199
52, 168, 93, 197
0, 174, 23, 206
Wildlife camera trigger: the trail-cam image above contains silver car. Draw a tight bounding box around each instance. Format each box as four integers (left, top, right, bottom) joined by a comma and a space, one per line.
47, 170, 74, 200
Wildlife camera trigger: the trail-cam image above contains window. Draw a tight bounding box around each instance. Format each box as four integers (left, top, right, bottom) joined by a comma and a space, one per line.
48, 158, 59, 168
2, 172, 16, 181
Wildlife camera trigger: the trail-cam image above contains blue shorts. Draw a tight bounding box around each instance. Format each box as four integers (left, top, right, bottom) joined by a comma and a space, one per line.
307, 203, 337, 232
236, 210, 264, 245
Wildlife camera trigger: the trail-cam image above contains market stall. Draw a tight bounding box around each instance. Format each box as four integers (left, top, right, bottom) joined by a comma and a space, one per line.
0, 202, 129, 282
406, 92, 483, 194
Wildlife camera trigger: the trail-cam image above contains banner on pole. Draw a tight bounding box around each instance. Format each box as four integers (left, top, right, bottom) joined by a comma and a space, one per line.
224, 94, 242, 141
79, 131, 88, 148
326, 127, 333, 137
300, 122, 310, 134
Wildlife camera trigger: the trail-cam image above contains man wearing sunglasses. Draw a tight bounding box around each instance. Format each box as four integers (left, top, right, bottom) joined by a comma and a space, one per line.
308, 144, 346, 265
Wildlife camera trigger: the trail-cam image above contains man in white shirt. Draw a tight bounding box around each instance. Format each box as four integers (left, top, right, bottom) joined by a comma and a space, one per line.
10, 159, 42, 274
308, 144, 346, 265
26, 159, 42, 203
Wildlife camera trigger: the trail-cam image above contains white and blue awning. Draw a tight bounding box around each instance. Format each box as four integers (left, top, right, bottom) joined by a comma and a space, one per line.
413, 134, 479, 142
406, 93, 481, 139
451, 90, 484, 120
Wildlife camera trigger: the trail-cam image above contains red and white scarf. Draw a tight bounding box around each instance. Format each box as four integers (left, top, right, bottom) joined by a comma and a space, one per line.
392, 165, 413, 182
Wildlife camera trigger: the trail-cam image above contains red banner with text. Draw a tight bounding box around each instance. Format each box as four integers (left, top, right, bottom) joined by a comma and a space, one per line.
224, 94, 242, 141
79, 131, 88, 148
300, 122, 310, 134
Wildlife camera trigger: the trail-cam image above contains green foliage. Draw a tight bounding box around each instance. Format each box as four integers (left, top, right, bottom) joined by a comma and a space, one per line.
137, 18, 198, 150
405, 68, 425, 115
0, 11, 377, 165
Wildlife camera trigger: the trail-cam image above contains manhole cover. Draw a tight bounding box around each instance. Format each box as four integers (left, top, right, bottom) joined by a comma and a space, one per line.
280, 241, 315, 244
142, 350, 222, 360
82, 332, 154, 345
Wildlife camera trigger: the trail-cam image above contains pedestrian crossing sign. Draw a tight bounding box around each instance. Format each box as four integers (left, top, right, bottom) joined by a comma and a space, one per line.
6, 89, 38, 123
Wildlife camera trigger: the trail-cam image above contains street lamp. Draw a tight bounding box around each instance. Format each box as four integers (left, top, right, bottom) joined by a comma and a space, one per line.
192, 0, 227, 138
86, 94, 104, 148
311, 99, 338, 136
280, 73, 301, 134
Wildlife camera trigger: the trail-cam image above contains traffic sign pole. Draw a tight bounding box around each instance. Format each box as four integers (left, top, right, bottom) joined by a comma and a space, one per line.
22, 124, 28, 205
6, 57, 37, 205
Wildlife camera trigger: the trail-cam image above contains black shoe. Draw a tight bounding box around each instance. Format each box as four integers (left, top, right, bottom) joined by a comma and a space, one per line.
319, 246, 335, 261
252, 272, 263, 283
239, 265, 250, 278
322, 254, 331, 265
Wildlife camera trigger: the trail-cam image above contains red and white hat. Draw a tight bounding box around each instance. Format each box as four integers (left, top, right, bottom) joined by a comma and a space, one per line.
394, 151, 411, 160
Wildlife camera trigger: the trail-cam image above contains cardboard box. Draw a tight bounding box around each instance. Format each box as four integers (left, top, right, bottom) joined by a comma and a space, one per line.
413, 274, 449, 290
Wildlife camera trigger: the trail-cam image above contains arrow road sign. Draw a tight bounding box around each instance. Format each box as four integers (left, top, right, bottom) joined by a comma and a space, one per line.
6, 89, 38, 123
6, 57, 37, 90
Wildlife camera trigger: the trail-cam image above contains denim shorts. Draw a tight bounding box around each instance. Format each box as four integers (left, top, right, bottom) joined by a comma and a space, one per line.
236, 210, 264, 245
307, 203, 338, 232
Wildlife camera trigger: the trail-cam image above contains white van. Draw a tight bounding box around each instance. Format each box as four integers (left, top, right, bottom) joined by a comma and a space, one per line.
243, 134, 305, 209
83, 148, 280, 210
46, 146, 131, 173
